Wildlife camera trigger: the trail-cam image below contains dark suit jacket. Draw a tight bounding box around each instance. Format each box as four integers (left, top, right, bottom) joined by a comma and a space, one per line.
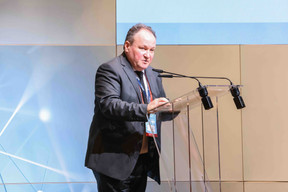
85, 53, 166, 183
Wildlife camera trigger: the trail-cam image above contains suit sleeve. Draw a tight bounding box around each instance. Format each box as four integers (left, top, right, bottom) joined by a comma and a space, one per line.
95, 63, 148, 121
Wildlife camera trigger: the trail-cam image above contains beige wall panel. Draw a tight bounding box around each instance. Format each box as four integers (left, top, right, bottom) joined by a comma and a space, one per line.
218, 93, 243, 181
203, 102, 221, 180
245, 182, 288, 192
153, 45, 241, 99
116, 46, 123, 55
158, 121, 175, 181
189, 106, 205, 180
222, 182, 244, 192
153, 45, 243, 181
209, 182, 221, 192
202, 96, 242, 181
241, 45, 288, 181
174, 106, 205, 181
0, 0, 115, 44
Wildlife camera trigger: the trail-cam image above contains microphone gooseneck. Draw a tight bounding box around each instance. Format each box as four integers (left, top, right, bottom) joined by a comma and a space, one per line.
153, 68, 203, 87
153, 68, 245, 109
153, 68, 213, 110
153, 68, 233, 85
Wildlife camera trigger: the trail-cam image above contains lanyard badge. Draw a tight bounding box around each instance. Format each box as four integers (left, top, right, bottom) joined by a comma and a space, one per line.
136, 74, 157, 137
145, 114, 158, 137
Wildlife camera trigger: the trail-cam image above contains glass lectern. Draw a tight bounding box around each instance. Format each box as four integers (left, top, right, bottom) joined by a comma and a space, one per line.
148, 85, 237, 192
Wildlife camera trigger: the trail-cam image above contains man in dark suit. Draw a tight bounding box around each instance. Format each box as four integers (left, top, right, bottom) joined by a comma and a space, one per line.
85, 23, 169, 191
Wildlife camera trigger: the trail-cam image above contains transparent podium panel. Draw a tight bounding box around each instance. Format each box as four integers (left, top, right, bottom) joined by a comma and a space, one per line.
148, 85, 235, 192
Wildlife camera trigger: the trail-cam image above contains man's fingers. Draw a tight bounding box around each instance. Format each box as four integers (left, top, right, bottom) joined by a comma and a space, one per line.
147, 98, 170, 112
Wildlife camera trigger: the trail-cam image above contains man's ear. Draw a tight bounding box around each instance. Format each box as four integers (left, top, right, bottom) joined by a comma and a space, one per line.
124, 41, 130, 52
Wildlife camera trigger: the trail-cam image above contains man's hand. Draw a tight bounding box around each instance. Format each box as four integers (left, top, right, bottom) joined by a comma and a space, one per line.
147, 97, 170, 113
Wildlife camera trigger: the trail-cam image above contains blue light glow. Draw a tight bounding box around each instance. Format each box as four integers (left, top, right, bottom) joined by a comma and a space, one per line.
39, 109, 51, 122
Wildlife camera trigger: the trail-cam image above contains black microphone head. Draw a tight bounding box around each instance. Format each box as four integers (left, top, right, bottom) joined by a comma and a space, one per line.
198, 86, 208, 97
198, 86, 213, 110
230, 85, 240, 97
233, 96, 246, 109
230, 85, 246, 109
152, 68, 164, 73
158, 74, 174, 78
201, 96, 214, 110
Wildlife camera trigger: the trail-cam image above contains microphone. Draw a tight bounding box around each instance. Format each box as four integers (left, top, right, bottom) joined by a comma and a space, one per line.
230, 85, 246, 109
154, 68, 233, 85
158, 74, 174, 78
152, 68, 164, 73
153, 69, 213, 110
154, 69, 202, 87
153, 68, 245, 109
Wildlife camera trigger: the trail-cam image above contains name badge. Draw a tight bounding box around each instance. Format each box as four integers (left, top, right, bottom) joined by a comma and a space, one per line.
145, 114, 158, 137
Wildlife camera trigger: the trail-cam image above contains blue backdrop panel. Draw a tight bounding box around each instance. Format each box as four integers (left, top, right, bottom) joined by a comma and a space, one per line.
117, 23, 288, 45
116, 0, 288, 44
0, 45, 115, 191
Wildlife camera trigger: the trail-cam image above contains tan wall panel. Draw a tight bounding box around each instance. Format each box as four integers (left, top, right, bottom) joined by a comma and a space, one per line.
241, 45, 288, 181
0, 0, 115, 44
116, 46, 123, 55
245, 182, 288, 192
154, 45, 243, 181
218, 94, 243, 181
203, 103, 222, 180
209, 181, 244, 192
153, 45, 241, 99
222, 182, 244, 192
208, 181, 244, 192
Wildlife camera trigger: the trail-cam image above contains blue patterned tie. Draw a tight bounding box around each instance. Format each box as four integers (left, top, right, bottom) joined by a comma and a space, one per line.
135, 71, 148, 104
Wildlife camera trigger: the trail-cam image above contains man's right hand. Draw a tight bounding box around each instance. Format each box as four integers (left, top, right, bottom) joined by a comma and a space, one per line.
147, 97, 170, 113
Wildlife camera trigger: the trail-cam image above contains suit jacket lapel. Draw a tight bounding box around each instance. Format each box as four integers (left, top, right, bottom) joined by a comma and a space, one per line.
120, 54, 142, 103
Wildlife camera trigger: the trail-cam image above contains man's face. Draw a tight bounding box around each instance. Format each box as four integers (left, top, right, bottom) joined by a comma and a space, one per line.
124, 29, 156, 71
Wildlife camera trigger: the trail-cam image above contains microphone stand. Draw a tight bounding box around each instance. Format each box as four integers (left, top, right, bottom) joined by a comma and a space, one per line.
153, 69, 214, 110
153, 69, 245, 109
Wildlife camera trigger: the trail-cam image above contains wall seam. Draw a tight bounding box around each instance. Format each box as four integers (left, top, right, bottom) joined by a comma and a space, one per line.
115, 0, 118, 56
239, 44, 245, 192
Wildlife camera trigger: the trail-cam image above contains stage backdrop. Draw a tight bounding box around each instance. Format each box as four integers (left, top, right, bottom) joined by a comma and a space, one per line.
1, 0, 288, 191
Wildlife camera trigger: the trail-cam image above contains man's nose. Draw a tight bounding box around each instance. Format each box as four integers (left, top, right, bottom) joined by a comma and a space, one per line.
143, 50, 150, 57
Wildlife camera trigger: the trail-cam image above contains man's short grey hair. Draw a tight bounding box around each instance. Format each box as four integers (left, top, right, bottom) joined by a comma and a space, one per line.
124, 23, 156, 45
